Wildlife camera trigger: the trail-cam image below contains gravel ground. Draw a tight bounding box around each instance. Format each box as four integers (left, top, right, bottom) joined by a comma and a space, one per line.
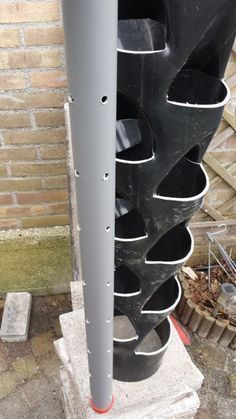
188, 333, 236, 419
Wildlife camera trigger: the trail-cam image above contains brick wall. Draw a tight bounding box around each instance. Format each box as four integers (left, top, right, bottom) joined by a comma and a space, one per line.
0, 0, 69, 230
0, 1, 235, 235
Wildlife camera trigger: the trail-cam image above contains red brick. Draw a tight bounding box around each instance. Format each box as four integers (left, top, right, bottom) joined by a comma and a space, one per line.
0, 219, 18, 230
0, 165, 7, 177
11, 162, 67, 177
47, 202, 69, 214
24, 27, 63, 46
16, 190, 68, 205
30, 70, 67, 88
44, 176, 68, 190
4, 128, 66, 145
0, 50, 61, 70
0, 73, 26, 90
0, 92, 64, 110
0, 2, 59, 23
39, 145, 67, 160
0, 29, 20, 47
0, 205, 46, 218
0, 194, 13, 205
35, 110, 65, 127
0, 178, 43, 192
0, 148, 37, 162
0, 112, 30, 128
21, 214, 69, 228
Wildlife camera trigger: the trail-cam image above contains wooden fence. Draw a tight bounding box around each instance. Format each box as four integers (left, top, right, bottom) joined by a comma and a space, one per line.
189, 47, 236, 266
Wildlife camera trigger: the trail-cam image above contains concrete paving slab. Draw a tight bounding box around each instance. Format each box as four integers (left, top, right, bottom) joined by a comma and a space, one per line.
0, 292, 32, 343
70, 281, 83, 312
56, 309, 204, 418
0, 390, 31, 419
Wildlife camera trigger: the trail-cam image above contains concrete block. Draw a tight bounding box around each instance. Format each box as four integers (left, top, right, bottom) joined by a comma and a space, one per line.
0, 292, 32, 342
70, 281, 83, 311
55, 309, 204, 418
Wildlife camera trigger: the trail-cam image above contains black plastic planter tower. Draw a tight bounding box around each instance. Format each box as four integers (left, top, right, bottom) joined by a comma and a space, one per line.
114, 0, 236, 382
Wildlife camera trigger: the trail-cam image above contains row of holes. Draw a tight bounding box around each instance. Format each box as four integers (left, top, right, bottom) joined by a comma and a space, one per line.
69, 95, 108, 104
83, 280, 111, 287
74, 170, 109, 181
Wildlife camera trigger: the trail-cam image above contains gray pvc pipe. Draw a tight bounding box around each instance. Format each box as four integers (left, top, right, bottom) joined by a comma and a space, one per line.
62, 0, 117, 411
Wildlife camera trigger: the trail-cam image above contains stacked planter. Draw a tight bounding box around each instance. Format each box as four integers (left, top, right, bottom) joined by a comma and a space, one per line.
113, 0, 236, 382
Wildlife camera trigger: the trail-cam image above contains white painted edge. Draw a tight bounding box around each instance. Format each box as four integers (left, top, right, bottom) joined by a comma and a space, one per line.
141, 276, 181, 315
167, 79, 230, 109
113, 335, 139, 343
117, 44, 168, 55
116, 154, 155, 165
135, 316, 172, 356
153, 162, 209, 202
115, 233, 148, 243
145, 226, 194, 265
114, 289, 141, 298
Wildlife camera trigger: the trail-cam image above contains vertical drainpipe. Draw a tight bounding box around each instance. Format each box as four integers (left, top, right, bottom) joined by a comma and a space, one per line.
62, 0, 117, 412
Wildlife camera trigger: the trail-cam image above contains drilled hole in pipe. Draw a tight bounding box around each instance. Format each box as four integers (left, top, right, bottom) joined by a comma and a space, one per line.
106, 281, 111, 287
105, 226, 111, 232
68, 95, 74, 103
101, 95, 108, 104
103, 172, 109, 181
74, 169, 80, 178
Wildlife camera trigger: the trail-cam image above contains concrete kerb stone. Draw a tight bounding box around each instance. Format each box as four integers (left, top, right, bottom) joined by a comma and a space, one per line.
0, 292, 32, 343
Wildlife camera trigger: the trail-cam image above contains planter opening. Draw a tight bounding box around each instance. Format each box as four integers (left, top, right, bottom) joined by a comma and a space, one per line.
117, 93, 153, 162
114, 310, 138, 341
146, 223, 192, 263
168, 69, 227, 106
184, 145, 200, 163
135, 317, 170, 354
115, 193, 146, 240
115, 264, 141, 296
118, 1, 166, 52
142, 276, 179, 312
155, 157, 206, 199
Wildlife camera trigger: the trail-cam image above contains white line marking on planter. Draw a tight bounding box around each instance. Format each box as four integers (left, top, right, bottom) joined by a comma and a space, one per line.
117, 44, 168, 55
145, 227, 194, 265
114, 290, 141, 298
116, 154, 155, 165
115, 234, 148, 243
135, 317, 172, 356
153, 162, 209, 202
167, 79, 230, 109
141, 276, 181, 314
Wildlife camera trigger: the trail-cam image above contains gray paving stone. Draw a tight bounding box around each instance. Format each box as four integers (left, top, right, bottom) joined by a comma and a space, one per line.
0, 391, 31, 419
30, 393, 64, 419
0, 293, 32, 343
55, 309, 204, 418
